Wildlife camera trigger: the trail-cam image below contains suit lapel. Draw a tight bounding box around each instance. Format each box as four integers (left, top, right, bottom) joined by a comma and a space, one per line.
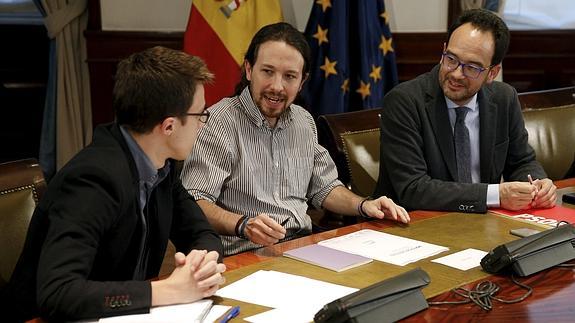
425, 67, 458, 181
478, 88, 497, 182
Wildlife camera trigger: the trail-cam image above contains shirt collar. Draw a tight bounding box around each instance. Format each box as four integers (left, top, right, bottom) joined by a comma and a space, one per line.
445, 93, 478, 112
119, 125, 169, 186
238, 86, 293, 130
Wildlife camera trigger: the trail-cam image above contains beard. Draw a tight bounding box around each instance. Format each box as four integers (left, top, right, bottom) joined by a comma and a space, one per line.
254, 90, 290, 120
440, 76, 474, 104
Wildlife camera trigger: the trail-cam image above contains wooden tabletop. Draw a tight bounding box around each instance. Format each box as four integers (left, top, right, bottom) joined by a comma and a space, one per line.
223, 178, 575, 322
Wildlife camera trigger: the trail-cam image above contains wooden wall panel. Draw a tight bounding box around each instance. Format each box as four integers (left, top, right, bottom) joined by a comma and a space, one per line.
85, 31, 182, 126
86, 30, 575, 126
0, 25, 49, 163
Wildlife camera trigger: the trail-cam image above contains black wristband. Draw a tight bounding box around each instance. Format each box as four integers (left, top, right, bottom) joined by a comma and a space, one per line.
234, 215, 248, 237
358, 197, 371, 218
238, 216, 249, 239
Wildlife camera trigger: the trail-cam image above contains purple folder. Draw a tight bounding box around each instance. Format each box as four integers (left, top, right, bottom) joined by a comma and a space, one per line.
283, 244, 373, 272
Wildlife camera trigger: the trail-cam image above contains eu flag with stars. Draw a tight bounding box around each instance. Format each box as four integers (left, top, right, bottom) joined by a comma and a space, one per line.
302, 0, 398, 117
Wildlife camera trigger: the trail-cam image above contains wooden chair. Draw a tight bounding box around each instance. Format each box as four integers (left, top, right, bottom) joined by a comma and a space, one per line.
519, 86, 575, 180
0, 159, 46, 287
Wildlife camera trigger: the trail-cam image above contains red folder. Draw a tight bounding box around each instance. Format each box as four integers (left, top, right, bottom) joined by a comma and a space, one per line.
490, 205, 575, 227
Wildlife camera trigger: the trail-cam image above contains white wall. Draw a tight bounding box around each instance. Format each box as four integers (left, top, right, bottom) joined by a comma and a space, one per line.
100, 0, 449, 33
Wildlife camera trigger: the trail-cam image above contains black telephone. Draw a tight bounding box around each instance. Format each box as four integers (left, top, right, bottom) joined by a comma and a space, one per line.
481, 224, 575, 276
314, 268, 430, 323
562, 192, 575, 204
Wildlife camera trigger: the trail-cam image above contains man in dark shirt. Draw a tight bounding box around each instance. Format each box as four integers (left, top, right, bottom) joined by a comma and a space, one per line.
2, 46, 225, 322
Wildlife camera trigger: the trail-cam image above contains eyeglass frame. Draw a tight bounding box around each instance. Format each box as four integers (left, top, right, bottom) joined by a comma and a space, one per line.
184, 110, 210, 123
441, 52, 493, 79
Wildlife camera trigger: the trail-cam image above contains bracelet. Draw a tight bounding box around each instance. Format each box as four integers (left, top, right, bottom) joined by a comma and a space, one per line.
239, 216, 250, 239
358, 197, 371, 218
234, 215, 248, 238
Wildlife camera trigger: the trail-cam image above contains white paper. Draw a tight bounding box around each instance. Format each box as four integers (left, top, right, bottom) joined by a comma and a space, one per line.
431, 248, 488, 271
204, 305, 231, 323
318, 229, 449, 266
245, 307, 315, 323
98, 299, 212, 323
215, 270, 357, 316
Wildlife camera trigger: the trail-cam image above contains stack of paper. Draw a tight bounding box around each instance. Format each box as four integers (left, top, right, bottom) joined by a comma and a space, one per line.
215, 270, 357, 322
318, 229, 449, 266
97, 300, 213, 323
283, 244, 372, 272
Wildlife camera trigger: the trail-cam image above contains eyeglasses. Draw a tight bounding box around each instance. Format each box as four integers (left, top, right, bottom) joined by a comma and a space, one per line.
185, 110, 210, 123
441, 52, 491, 79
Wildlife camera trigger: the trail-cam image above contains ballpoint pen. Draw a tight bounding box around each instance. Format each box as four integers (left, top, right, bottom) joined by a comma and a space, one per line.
218, 305, 240, 323
280, 218, 289, 227
528, 174, 539, 197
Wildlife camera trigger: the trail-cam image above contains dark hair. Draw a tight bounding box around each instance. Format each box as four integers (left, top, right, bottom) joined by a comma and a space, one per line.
233, 22, 311, 96
447, 9, 510, 66
113, 46, 213, 133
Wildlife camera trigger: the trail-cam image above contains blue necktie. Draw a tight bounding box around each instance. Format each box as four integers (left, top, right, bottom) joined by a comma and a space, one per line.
455, 107, 472, 183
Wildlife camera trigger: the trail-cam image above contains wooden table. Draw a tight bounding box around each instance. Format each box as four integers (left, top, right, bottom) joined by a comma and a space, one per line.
223, 178, 575, 322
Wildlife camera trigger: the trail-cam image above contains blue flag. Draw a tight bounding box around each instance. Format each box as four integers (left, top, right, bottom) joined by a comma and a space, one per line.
302, 0, 398, 117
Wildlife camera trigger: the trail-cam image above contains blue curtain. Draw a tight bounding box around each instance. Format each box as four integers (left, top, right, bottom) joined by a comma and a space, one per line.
33, 0, 56, 181
301, 0, 398, 117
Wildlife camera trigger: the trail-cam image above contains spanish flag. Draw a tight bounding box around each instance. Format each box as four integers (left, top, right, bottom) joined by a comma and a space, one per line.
184, 0, 283, 106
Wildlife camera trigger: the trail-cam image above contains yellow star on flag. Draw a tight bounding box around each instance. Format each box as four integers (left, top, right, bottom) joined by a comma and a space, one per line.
316, 0, 331, 12
380, 11, 389, 24
369, 65, 382, 82
341, 78, 349, 93
379, 35, 394, 55
356, 80, 371, 100
313, 25, 329, 46
320, 57, 338, 78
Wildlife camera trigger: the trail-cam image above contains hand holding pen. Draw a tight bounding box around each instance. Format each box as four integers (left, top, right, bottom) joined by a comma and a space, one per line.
242, 214, 287, 246
527, 174, 558, 208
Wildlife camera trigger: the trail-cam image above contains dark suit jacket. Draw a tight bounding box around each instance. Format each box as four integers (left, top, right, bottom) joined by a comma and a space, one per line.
374, 65, 546, 213
2, 123, 222, 322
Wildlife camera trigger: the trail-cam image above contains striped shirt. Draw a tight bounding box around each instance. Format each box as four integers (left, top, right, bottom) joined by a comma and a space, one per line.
181, 87, 342, 255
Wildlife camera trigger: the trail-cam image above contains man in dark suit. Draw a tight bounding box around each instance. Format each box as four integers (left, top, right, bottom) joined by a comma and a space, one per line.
1, 46, 225, 322
374, 9, 557, 213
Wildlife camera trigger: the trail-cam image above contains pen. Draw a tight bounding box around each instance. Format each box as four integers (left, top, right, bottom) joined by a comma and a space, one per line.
218, 305, 240, 323
280, 218, 289, 227
527, 174, 539, 197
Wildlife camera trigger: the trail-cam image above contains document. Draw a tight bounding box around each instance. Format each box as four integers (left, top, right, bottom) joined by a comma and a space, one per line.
244, 307, 312, 323
431, 248, 488, 271
318, 229, 449, 266
215, 270, 357, 322
283, 243, 372, 272
98, 299, 212, 323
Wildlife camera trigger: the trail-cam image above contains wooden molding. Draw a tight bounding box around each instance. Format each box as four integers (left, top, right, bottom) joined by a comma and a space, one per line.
86, 29, 575, 126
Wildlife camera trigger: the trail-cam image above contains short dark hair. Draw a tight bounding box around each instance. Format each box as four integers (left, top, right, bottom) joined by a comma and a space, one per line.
114, 46, 213, 133
233, 22, 311, 96
447, 9, 510, 66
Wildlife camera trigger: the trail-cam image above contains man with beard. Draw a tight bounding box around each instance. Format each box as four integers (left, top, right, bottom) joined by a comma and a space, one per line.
373, 9, 556, 213
181, 22, 409, 256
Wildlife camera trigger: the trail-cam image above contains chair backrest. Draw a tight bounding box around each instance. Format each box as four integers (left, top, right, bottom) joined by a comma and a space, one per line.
518, 86, 575, 110
0, 158, 46, 287
518, 86, 575, 180
341, 129, 381, 197
317, 108, 383, 195
522, 105, 575, 180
